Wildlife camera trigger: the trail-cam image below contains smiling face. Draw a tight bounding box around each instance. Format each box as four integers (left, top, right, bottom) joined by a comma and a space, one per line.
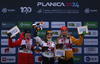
61, 29, 68, 36
25, 33, 31, 38
46, 34, 52, 39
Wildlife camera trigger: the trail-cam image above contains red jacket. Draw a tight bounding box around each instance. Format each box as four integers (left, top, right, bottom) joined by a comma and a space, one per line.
8, 32, 34, 64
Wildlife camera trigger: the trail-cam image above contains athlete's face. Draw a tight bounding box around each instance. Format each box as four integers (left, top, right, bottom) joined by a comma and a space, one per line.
46, 34, 52, 39
25, 33, 31, 38
61, 29, 68, 36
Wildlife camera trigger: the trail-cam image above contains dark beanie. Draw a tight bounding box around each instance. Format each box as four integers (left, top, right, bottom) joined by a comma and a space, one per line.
24, 28, 31, 34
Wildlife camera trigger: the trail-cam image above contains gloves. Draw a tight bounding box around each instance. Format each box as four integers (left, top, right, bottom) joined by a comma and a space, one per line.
60, 56, 65, 59
81, 31, 86, 36
7, 33, 12, 38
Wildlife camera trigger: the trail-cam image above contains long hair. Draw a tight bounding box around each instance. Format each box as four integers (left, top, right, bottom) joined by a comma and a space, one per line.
43, 37, 48, 43
43, 31, 52, 43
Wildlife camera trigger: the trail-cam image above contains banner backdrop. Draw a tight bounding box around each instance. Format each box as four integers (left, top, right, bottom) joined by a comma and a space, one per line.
0, 0, 100, 64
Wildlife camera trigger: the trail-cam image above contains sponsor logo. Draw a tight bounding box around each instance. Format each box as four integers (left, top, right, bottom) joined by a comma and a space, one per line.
52, 39, 57, 44
35, 21, 49, 28
2, 22, 16, 27
1, 30, 7, 37
67, 22, 81, 28
2, 57, 6, 61
84, 47, 98, 54
18, 22, 32, 28
84, 56, 98, 62
37, 30, 47, 37
1, 30, 16, 37
85, 30, 98, 37
1, 39, 16, 45
72, 47, 82, 54
52, 30, 61, 37
84, 22, 98, 28
37, 2, 79, 8
37, 9, 42, 14
1, 56, 16, 63
51, 22, 65, 28
73, 56, 82, 62
84, 39, 98, 45
84, 8, 98, 14
1, 47, 16, 54
35, 56, 42, 62
20, 7, 32, 14
2, 8, 15, 13
68, 30, 78, 36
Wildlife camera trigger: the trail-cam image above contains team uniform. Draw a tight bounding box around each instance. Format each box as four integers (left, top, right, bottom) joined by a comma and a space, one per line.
8, 32, 34, 64
33, 29, 55, 64
34, 36, 55, 64
57, 26, 83, 64
57, 34, 83, 64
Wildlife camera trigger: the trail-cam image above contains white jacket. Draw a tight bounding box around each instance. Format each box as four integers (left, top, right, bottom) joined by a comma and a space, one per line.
34, 36, 55, 58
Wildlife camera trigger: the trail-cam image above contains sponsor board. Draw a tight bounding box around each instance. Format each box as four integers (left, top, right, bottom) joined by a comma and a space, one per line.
73, 56, 82, 62
84, 39, 98, 45
35, 21, 49, 28
35, 56, 42, 62
1, 30, 16, 37
1, 56, 16, 63
84, 47, 98, 54
84, 56, 98, 62
84, 22, 98, 28
84, 30, 98, 37
37, 30, 47, 37
18, 22, 32, 28
1, 30, 8, 37
1, 39, 16, 45
67, 22, 82, 28
2, 22, 16, 27
1, 47, 16, 54
51, 22, 65, 28
52, 30, 61, 37
72, 47, 82, 54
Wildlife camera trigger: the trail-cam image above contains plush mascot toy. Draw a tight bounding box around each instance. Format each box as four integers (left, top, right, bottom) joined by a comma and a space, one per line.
34, 42, 42, 53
